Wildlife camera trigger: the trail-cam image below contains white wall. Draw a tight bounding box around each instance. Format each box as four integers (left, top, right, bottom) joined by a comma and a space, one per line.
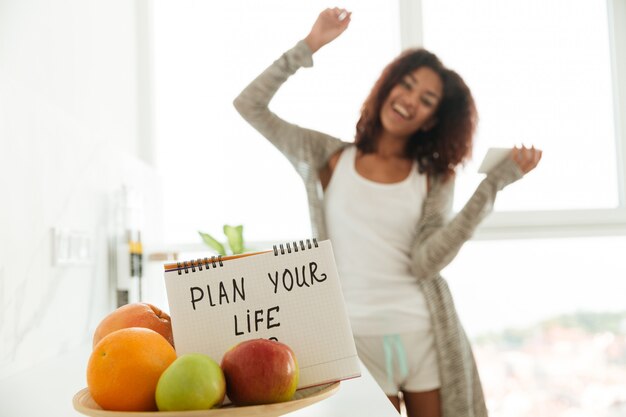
0, 0, 161, 415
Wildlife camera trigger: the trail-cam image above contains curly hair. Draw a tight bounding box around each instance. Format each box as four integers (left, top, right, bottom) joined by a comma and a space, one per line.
355, 48, 477, 181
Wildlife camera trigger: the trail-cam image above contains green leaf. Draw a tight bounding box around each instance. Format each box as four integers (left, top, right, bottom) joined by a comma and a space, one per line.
223, 224, 244, 254
198, 231, 226, 256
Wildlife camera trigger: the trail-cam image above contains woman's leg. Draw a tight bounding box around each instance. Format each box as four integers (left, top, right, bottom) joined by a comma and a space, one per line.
402, 389, 441, 417
386, 395, 401, 413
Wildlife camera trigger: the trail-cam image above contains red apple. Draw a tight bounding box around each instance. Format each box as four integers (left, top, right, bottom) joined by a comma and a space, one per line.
220, 338, 299, 405
92, 302, 174, 348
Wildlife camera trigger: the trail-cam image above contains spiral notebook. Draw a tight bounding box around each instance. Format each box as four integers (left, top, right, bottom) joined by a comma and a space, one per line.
163, 239, 361, 389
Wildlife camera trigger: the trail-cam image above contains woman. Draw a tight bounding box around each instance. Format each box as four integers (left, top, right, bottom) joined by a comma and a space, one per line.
234, 8, 541, 417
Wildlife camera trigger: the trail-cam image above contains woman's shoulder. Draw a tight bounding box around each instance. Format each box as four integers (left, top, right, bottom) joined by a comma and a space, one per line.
328, 149, 342, 171
327, 143, 355, 170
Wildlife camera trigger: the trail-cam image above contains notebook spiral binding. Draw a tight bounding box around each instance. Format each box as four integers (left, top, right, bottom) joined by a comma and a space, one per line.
176, 256, 224, 275
273, 238, 318, 256
175, 239, 318, 274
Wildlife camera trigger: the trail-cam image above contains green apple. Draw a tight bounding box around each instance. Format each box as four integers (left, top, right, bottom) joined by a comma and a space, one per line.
155, 353, 225, 411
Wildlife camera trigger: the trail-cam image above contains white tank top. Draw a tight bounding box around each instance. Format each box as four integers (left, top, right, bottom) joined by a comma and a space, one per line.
324, 146, 431, 335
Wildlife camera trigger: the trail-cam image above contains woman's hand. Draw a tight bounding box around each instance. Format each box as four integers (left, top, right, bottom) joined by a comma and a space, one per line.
510, 145, 542, 175
304, 8, 351, 53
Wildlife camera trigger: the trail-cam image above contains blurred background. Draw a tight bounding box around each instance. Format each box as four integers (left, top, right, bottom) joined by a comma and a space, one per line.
1, 1, 625, 416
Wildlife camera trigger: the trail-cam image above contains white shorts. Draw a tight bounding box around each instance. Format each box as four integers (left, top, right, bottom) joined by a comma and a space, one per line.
354, 330, 441, 395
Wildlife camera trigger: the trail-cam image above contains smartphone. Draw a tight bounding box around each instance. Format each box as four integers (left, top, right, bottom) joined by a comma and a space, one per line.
477, 148, 511, 174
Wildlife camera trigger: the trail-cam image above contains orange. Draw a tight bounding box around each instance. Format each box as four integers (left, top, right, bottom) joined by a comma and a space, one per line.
87, 327, 177, 411
92, 302, 174, 348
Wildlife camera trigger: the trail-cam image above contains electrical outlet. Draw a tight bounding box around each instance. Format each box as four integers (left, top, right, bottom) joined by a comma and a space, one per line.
51, 228, 93, 266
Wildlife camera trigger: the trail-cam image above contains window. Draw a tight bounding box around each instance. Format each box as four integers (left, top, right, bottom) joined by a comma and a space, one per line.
152, 1, 400, 244
443, 236, 626, 417
416, 0, 626, 238
423, 0, 619, 210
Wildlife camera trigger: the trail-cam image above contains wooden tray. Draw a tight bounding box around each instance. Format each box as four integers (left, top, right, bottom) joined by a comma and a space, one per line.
73, 382, 339, 417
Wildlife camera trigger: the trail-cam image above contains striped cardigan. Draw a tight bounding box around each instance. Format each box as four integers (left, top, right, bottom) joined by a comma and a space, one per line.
234, 40, 523, 417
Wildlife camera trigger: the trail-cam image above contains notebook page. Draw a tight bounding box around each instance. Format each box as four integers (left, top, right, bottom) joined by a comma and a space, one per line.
164, 240, 361, 388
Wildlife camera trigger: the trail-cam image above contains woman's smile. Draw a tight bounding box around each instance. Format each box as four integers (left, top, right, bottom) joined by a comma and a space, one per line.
391, 102, 412, 120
